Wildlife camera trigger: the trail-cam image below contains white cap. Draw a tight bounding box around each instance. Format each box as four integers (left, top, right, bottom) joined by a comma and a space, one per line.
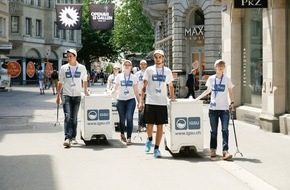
113, 64, 121, 69
123, 60, 132, 65
66, 49, 77, 57
140, 59, 147, 64
153, 50, 164, 56
214, 59, 225, 67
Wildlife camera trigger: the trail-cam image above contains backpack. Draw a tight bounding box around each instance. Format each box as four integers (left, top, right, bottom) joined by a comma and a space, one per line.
51, 70, 58, 80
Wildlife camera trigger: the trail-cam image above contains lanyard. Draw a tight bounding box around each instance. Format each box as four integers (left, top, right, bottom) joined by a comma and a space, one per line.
214, 74, 223, 98
68, 66, 78, 80
156, 66, 164, 87
124, 73, 131, 89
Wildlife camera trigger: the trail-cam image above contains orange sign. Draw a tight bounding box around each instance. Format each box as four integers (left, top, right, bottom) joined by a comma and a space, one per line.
27, 61, 36, 78
45, 62, 53, 77
7, 61, 21, 78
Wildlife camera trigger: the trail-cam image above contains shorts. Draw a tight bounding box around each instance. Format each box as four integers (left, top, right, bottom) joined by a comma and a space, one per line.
143, 104, 168, 125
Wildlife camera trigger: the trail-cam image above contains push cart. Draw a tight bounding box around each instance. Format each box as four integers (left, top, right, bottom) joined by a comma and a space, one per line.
164, 99, 204, 156
80, 93, 113, 145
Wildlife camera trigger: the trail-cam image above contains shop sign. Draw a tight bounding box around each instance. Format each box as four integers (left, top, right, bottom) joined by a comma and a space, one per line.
7, 61, 21, 78
234, 0, 268, 8
27, 61, 36, 78
185, 25, 205, 47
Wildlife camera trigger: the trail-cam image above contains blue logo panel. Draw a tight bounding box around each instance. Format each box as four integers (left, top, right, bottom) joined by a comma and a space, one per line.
99, 109, 110, 120
175, 117, 187, 130
87, 110, 98, 121
188, 117, 200, 129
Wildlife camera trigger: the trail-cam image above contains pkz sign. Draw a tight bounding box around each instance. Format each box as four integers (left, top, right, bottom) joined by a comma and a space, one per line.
234, 0, 268, 8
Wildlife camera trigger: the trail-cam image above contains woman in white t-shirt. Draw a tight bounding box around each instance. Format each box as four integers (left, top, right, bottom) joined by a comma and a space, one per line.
195, 59, 234, 161
110, 60, 139, 145
106, 64, 120, 91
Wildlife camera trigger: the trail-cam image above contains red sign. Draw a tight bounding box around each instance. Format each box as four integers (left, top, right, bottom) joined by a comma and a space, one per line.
27, 61, 36, 78
45, 62, 53, 77
7, 61, 21, 78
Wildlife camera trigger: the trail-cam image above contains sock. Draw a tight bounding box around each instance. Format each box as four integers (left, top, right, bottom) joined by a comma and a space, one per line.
154, 145, 159, 150
148, 137, 152, 141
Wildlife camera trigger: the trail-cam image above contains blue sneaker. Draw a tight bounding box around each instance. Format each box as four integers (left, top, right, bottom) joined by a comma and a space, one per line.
154, 149, 162, 158
144, 140, 152, 152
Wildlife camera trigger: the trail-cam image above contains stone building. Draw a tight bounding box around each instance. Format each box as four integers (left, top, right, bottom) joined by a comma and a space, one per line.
142, 0, 222, 97
2, 0, 82, 84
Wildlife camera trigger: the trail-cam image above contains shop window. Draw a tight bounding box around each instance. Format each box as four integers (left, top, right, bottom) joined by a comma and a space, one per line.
241, 8, 263, 107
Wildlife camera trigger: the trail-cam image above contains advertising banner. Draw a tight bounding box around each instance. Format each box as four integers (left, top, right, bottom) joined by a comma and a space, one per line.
27, 61, 35, 78
89, 4, 114, 30
7, 61, 21, 78
56, 4, 82, 30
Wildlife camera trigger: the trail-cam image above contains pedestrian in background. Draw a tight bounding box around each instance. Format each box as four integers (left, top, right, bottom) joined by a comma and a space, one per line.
56, 49, 89, 148
135, 59, 147, 132
185, 68, 196, 98
139, 50, 175, 158
51, 69, 59, 95
195, 59, 234, 160
37, 66, 45, 95
110, 60, 139, 145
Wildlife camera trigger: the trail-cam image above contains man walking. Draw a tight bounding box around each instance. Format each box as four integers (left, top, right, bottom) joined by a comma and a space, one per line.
56, 49, 89, 148
138, 50, 175, 158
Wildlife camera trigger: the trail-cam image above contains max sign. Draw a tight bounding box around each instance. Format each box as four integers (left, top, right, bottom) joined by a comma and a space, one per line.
234, 0, 268, 8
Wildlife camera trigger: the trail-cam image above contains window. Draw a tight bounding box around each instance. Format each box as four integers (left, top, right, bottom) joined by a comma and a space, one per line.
25, 0, 34, 5
26, 18, 32, 35
69, 30, 74, 41
0, 17, 6, 37
46, 0, 51, 8
35, 0, 40, 6
36, 19, 41, 36
54, 22, 59, 38
11, 16, 19, 33
241, 8, 263, 107
61, 30, 66, 40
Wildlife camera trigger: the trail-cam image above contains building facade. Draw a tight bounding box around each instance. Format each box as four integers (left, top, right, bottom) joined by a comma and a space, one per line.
221, 0, 290, 134
0, 0, 12, 56
2, 0, 82, 84
142, 0, 223, 97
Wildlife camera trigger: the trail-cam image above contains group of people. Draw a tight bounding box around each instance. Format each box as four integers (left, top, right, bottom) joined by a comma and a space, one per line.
55, 48, 235, 160
37, 67, 59, 95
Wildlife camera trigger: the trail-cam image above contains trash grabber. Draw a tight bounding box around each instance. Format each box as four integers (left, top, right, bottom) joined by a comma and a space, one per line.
230, 110, 243, 157
54, 103, 61, 127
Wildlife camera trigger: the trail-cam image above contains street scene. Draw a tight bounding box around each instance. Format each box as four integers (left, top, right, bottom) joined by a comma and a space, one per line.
0, 84, 289, 190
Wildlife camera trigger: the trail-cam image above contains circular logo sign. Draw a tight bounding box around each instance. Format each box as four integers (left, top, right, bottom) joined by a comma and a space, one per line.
27, 61, 36, 78
192, 60, 199, 69
7, 61, 21, 78
45, 62, 53, 77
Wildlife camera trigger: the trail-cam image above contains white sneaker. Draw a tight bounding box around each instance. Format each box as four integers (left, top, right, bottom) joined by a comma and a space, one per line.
63, 139, 71, 148
71, 138, 78, 145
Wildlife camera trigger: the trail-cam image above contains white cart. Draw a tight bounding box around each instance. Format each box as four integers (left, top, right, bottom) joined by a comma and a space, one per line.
164, 99, 204, 156
80, 93, 113, 145
111, 93, 119, 131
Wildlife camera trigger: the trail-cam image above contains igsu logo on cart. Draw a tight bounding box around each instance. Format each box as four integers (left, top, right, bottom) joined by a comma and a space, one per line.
175, 117, 200, 130
87, 109, 110, 121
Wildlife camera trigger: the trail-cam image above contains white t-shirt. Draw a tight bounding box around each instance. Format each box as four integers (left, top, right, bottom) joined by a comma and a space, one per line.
205, 74, 233, 110
114, 73, 137, 100
59, 62, 88, 97
107, 73, 118, 90
135, 70, 145, 94
143, 65, 173, 106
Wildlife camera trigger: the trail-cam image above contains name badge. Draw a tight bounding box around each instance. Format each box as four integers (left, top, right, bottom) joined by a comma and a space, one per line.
70, 82, 76, 90
210, 100, 216, 108
124, 89, 129, 96
155, 88, 161, 96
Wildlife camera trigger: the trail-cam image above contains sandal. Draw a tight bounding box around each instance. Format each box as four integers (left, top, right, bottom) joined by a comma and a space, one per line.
126, 138, 132, 145
120, 134, 126, 142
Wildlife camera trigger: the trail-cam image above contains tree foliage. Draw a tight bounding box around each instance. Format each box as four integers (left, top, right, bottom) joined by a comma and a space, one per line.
77, 0, 117, 70
112, 0, 154, 54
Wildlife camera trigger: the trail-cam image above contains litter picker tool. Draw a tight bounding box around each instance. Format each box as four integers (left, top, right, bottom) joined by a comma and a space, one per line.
230, 109, 243, 157
54, 103, 61, 127
133, 128, 142, 141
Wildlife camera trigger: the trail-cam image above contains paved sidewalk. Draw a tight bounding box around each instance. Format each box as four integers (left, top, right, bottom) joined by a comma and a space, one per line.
0, 84, 289, 190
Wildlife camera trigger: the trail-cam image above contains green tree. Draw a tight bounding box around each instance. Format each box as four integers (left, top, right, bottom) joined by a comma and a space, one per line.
112, 0, 154, 54
77, 0, 118, 71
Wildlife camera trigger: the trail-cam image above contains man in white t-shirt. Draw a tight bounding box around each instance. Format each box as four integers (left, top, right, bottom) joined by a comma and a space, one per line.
56, 49, 89, 148
135, 59, 147, 132
138, 50, 175, 158
195, 59, 234, 160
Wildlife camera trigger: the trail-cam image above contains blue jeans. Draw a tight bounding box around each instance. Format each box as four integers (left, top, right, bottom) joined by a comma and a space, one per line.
116, 98, 136, 139
208, 110, 230, 152
63, 96, 81, 140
